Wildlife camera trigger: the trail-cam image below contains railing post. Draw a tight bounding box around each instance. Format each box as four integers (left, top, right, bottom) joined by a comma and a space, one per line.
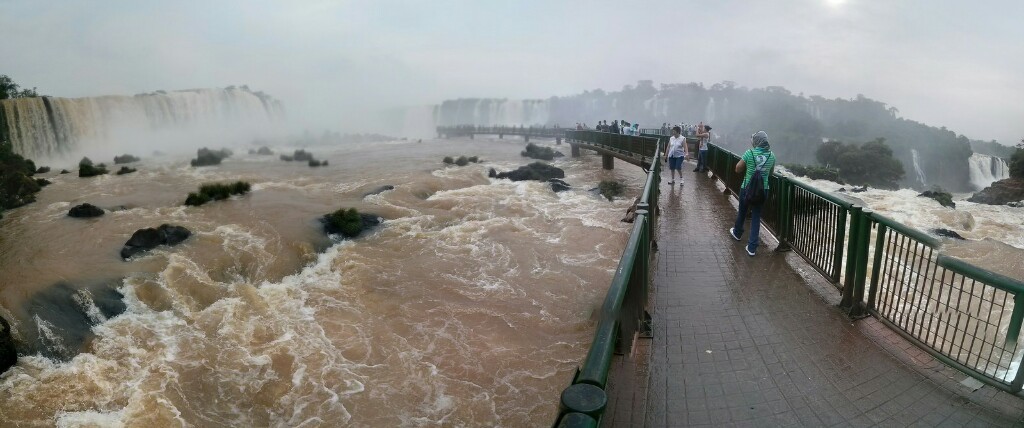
849, 209, 872, 318
775, 178, 793, 252
867, 223, 887, 310
840, 205, 862, 309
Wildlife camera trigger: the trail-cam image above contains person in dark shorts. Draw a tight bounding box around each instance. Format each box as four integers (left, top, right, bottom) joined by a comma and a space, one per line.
664, 126, 688, 185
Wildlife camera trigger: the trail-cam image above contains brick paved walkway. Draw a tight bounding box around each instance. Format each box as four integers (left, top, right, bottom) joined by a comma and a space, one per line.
637, 171, 1024, 427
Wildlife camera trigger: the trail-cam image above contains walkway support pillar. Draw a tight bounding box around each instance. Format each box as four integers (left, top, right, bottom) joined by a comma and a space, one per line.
525, 135, 530, 143
556, 137, 562, 145
499, 134, 503, 139
469, 133, 474, 140
571, 143, 581, 158
602, 154, 614, 170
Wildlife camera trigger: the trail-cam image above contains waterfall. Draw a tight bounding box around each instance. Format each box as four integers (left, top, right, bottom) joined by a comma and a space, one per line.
0, 87, 284, 160
705, 97, 716, 122
968, 153, 1011, 190
435, 99, 551, 127
911, 149, 927, 186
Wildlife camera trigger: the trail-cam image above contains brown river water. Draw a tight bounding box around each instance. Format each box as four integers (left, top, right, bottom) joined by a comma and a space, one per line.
0, 137, 643, 426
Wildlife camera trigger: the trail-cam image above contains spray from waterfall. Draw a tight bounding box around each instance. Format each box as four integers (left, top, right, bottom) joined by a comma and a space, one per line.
968, 153, 1011, 190
911, 149, 927, 186
0, 87, 285, 161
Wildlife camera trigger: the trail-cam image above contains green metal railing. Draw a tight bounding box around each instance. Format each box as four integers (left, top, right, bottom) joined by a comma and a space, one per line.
563, 130, 660, 162
436, 125, 567, 139
554, 133, 661, 427
706, 142, 1024, 392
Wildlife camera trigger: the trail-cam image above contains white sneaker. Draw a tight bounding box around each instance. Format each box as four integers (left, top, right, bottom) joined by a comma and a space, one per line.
668, 180, 674, 185
746, 244, 756, 257
729, 228, 741, 241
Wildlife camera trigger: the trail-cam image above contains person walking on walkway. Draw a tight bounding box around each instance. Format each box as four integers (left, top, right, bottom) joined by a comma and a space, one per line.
730, 130, 776, 256
664, 126, 688, 185
694, 124, 711, 172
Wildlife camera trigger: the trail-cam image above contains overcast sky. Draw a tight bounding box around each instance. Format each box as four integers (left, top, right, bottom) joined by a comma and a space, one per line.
2, 0, 1022, 144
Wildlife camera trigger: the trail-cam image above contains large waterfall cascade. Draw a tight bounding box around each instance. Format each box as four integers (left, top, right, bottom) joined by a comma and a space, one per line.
0, 87, 285, 160
968, 153, 1011, 190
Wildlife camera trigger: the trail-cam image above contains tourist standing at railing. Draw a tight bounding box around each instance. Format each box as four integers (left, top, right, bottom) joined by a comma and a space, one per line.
694, 124, 711, 173
610, 120, 620, 134
730, 131, 777, 256
664, 126, 688, 185
632, 123, 639, 136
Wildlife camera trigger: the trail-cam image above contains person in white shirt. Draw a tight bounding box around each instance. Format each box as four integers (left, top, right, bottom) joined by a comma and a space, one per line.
663, 126, 688, 185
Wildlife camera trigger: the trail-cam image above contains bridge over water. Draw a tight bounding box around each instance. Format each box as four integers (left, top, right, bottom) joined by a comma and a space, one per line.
444, 127, 1024, 426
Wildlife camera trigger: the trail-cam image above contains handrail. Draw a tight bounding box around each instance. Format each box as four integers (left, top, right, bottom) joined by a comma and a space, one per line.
704, 142, 1024, 392
555, 129, 661, 426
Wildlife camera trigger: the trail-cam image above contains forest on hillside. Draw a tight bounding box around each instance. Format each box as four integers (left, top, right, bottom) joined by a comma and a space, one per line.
436, 81, 1017, 191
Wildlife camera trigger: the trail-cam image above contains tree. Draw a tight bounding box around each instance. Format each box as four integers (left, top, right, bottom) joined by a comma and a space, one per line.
0, 75, 40, 100
1011, 138, 1024, 179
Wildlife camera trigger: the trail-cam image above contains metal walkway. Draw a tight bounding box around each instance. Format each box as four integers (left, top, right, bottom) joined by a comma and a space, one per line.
603, 170, 1024, 427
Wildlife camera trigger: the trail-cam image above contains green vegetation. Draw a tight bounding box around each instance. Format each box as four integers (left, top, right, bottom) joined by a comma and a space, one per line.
184, 181, 251, 206
919, 188, 955, 208
1011, 141, 1024, 179
598, 180, 625, 201
0, 142, 41, 217
79, 159, 108, 177
786, 164, 843, 183
442, 155, 480, 166
521, 143, 560, 161
815, 138, 904, 189
0, 75, 40, 99
324, 207, 364, 238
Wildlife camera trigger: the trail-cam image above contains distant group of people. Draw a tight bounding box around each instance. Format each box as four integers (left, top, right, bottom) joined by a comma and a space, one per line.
595, 120, 640, 135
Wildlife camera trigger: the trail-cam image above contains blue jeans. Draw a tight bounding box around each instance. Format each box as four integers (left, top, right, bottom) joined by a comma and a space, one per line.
696, 150, 708, 171
733, 187, 765, 251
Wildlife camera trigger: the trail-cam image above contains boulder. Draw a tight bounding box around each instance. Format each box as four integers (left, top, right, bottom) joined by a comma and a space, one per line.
521, 143, 562, 161
363, 185, 395, 197
35, 178, 51, 187
1008, 201, 1024, 208
190, 148, 232, 167
322, 208, 381, 238
488, 168, 497, 178
280, 154, 294, 162
293, 150, 314, 162
493, 162, 565, 182
23, 281, 126, 360
850, 186, 868, 193
113, 154, 141, 164
35, 166, 50, 174
116, 166, 137, 175
0, 316, 16, 374
967, 178, 1024, 206
121, 224, 192, 259
308, 159, 327, 167
248, 146, 273, 155
598, 180, 625, 201
918, 190, 956, 208
931, 228, 966, 240
549, 179, 571, 192
60, 169, 70, 174
79, 163, 109, 177
68, 203, 104, 218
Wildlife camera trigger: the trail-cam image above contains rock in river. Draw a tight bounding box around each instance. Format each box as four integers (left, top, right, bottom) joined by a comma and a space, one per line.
0, 316, 16, 374
68, 203, 105, 218
492, 162, 565, 182
121, 224, 192, 259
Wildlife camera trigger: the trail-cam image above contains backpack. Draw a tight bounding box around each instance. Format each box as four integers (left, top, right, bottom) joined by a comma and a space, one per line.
743, 151, 771, 206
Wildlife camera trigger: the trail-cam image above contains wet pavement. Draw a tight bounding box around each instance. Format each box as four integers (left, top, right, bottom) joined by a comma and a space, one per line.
611, 169, 1024, 427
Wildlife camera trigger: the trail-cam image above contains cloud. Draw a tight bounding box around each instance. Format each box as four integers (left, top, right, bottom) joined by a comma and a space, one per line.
1, 0, 1021, 143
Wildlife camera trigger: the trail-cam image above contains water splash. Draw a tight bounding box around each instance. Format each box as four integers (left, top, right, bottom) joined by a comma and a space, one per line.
968, 153, 1010, 190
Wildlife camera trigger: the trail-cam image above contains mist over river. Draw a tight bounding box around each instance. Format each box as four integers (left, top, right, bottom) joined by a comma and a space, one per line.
0, 137, 643, 425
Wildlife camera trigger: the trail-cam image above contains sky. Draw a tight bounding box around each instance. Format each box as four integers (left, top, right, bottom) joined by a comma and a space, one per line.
1, 0, 1022, 144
